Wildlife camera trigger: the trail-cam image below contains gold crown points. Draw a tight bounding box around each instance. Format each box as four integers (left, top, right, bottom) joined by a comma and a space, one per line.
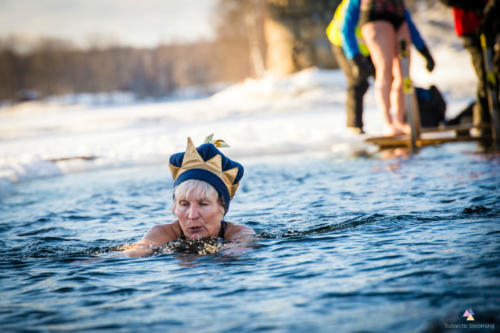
169, 137, 239, 199
204, 133, 230, 148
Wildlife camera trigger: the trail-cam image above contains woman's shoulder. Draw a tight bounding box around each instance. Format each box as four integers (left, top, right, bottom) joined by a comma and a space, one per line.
144, 221, 181, 246
224, 222, 255, 242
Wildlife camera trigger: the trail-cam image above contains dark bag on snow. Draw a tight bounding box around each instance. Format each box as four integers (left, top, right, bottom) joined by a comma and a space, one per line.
415, 85, 446, 127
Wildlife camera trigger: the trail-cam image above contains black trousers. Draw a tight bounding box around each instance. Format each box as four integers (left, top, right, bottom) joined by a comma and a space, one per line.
331, 44, 371, 130
461, 33, 499, 129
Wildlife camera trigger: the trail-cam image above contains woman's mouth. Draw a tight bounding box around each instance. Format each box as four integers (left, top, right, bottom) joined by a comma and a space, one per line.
188, 226, 203, 234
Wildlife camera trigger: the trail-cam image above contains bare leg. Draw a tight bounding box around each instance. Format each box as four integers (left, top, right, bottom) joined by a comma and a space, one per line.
362, 21, 399, 135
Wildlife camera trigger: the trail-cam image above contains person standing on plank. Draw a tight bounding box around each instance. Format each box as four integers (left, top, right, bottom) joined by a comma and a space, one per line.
440, 0, 499, 139
326, 0, 374, 134
342, 0, 435, 136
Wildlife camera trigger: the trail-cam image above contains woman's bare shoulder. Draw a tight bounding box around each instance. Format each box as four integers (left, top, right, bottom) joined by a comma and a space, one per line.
122, 221, 180, 258
224, 222, 255, 242
144, 221, 181, 246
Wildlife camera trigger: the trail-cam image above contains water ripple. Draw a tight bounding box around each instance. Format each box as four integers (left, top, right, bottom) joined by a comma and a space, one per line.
1, 151, 499, 332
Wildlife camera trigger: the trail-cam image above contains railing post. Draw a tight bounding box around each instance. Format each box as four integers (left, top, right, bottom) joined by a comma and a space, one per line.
400, 39, 419, 153
480, 33, 500, 149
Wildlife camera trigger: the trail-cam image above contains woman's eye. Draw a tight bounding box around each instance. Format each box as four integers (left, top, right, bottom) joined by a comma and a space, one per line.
179, 201, 189, 207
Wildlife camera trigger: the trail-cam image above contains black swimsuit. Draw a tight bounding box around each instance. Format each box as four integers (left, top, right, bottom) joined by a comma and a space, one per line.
360, 11, 405, 30
359, 0, 406, 31
180, 221, 227, 240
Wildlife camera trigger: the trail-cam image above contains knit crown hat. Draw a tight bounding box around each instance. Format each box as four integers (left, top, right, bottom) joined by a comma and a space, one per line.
168, 137, 244, 213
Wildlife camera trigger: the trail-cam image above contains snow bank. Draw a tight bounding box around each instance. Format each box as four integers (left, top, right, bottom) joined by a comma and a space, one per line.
0, 5, 479, 196
0, 68, 380, 197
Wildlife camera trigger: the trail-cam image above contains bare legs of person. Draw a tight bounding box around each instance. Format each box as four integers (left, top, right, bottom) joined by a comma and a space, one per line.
362, 20, 411, 136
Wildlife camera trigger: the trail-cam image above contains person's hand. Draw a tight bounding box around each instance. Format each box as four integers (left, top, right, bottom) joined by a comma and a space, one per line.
425, 54, 435, 72
352, 54, 374, 79
420, 45, 435, 72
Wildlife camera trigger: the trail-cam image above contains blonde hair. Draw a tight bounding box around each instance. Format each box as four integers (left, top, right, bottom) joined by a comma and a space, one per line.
172, 179, 225, 213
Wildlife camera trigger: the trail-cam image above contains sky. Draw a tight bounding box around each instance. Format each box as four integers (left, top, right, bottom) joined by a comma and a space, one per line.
0, 0, 217, 48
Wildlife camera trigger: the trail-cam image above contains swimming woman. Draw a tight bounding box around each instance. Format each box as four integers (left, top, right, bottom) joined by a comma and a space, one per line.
122, 137, 255, 257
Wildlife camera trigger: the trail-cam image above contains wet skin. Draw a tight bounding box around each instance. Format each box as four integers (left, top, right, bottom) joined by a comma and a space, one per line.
174, 190, 225, 240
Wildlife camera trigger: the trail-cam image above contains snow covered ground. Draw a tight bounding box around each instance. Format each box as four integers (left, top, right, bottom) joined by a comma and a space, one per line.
0, 6, 478, 197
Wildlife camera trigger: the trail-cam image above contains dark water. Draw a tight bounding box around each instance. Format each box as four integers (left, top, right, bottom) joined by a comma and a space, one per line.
1, 143, 499, 332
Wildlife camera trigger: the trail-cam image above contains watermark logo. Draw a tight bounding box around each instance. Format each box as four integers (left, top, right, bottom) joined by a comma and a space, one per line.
463, 308, 475, 321
443, 308, 495, 330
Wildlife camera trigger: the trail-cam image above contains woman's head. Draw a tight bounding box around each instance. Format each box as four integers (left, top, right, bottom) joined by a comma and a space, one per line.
169, 137, 244, 213
173, 179, 225, 239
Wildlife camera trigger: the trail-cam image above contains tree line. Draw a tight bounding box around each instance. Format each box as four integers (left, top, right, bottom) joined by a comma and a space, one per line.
0, 39, 252, 101
0, 0, 265, 102
0, 0, 429, 103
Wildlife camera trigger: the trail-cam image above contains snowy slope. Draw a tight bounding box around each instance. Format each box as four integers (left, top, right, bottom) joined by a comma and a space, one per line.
0, 4, 477, 196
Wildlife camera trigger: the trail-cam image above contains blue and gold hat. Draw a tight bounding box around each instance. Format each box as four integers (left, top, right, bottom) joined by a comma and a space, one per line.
169, 137, 244, 213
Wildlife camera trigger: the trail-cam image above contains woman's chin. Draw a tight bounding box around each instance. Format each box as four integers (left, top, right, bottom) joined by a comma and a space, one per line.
186, 231, 208, 240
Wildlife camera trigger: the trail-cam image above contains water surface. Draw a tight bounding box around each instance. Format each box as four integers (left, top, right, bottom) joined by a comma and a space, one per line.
1, 143, 499, 332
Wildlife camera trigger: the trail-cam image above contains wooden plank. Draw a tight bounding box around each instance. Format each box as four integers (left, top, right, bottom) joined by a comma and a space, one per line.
365, 135, 484, 149
420, 123, 486, 133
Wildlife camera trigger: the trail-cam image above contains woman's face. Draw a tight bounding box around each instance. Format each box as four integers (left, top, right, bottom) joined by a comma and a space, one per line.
174, 188, 225, 240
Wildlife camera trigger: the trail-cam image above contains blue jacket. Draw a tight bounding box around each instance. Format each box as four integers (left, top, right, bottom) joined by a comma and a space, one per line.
341, 0, 426, 59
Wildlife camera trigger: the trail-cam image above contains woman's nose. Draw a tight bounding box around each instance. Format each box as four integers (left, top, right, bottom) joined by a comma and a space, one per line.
188, 204, 199, 219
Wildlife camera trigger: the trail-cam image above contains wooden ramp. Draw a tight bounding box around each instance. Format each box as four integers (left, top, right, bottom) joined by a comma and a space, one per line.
365, 124, 488, 149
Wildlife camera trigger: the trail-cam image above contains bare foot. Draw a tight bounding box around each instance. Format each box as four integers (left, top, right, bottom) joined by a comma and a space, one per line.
394, 122, 411, 134
383, 124, 404, 136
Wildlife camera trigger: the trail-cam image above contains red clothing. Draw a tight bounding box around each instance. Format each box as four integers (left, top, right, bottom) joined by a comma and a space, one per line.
450, 0, 489, 36
452, 8, 483, 36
